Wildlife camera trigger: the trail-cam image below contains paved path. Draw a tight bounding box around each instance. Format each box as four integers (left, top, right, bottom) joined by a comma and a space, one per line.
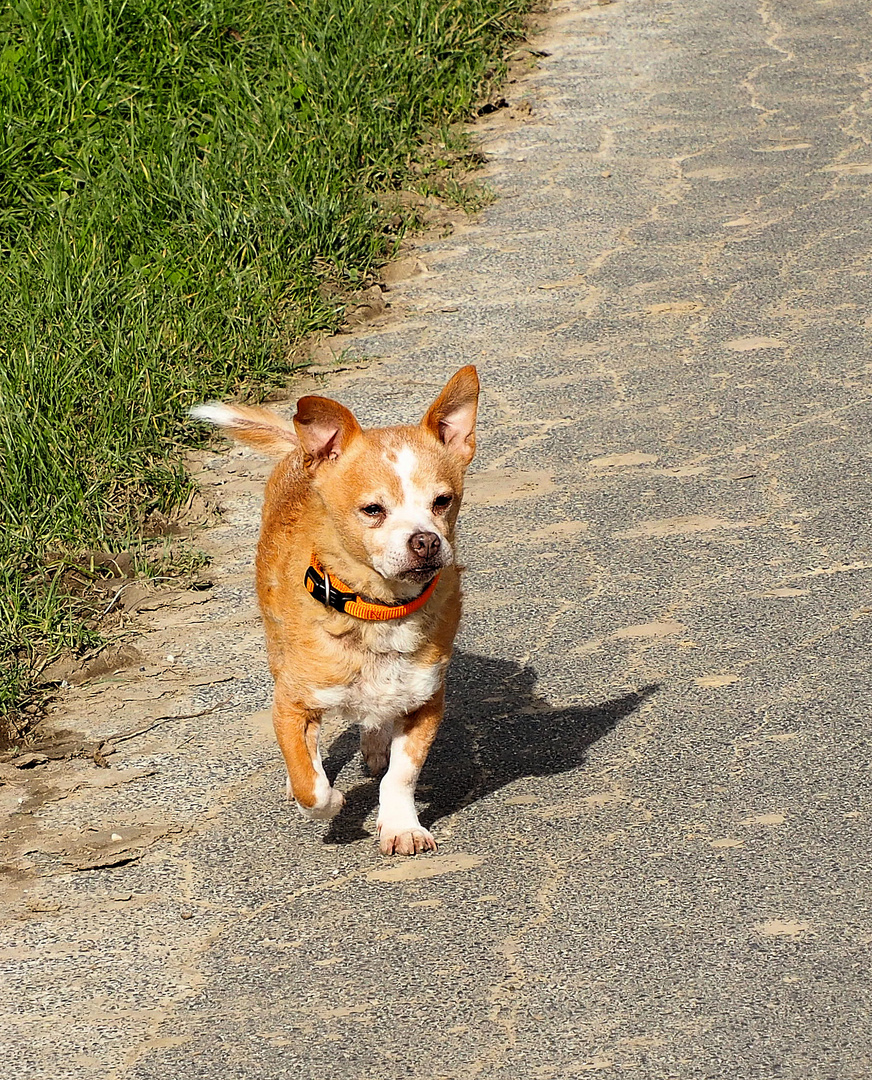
4, 1, 872, 1076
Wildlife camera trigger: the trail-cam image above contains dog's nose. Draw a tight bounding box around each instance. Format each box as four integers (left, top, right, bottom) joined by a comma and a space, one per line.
408, 531, 441, 560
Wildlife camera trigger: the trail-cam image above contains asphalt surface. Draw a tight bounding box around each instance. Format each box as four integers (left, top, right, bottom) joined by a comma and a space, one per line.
4, 0, 872, 1077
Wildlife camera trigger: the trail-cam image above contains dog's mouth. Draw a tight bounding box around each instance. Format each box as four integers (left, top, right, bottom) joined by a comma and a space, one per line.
397, 565, 441, 583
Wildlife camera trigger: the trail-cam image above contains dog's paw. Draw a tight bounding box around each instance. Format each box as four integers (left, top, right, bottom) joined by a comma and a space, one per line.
360, 726, 391, 776
378, 824, 437, 856
296, 787, 345, 821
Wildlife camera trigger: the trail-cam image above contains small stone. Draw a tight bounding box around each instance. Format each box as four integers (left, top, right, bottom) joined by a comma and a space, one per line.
12, 753, 49, 769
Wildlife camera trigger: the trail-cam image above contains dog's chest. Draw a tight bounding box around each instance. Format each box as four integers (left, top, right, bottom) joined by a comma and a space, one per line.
310, 621, 443, 726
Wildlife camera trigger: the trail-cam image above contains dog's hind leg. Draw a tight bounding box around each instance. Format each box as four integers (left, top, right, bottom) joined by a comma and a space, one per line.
360, 721, 392, 776
273, 688, 344, 821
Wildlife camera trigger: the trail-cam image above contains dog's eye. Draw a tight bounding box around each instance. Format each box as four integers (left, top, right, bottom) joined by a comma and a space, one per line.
432, 494, 453, 513
360, 503, 386, 518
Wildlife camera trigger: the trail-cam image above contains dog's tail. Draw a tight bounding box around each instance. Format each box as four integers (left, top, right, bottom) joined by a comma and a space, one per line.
190, 402, 299, 457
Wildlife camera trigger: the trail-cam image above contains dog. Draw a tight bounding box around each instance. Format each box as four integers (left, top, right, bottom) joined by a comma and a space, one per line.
192, 366, 479, 855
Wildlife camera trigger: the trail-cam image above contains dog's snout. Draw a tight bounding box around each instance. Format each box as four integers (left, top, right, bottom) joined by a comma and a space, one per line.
408, 531, 441, 560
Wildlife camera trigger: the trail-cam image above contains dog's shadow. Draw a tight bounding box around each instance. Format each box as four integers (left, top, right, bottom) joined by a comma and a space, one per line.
323, 650, 658, 844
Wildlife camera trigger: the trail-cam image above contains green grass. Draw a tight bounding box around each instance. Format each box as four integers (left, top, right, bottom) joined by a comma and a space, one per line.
0, 0, 529, 726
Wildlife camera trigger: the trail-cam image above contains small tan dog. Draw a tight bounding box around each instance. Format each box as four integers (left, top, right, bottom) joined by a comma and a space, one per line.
192, 366, 479, 855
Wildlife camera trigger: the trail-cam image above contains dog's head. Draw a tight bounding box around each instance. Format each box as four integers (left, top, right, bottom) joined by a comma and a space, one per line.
192, 367, 480, 591
294, 366, 479, 588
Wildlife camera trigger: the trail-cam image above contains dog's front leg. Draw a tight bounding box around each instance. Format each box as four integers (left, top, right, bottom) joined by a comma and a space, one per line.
377, 689, 444, 856
273, 687, 344, 821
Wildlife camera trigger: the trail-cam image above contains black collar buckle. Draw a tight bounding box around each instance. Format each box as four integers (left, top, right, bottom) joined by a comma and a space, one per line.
304, 563, 357, 615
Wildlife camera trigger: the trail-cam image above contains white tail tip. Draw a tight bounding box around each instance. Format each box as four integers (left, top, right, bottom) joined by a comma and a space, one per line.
189, 402, 239, 427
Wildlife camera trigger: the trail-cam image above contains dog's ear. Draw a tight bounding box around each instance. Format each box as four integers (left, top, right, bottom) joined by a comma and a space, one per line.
421, 365, 479, 466
293, 395, 362, 469
190, 402, 299, 457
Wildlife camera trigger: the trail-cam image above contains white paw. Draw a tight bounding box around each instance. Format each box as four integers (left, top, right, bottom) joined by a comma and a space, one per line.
296, 786, 345, 821
377, 822, 437, 856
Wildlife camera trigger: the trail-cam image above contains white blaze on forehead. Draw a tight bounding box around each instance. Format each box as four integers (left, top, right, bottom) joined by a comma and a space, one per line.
388, 447, 430, 514
389, 445, 423, 506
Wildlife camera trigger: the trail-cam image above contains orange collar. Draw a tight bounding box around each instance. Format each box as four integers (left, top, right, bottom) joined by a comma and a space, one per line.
304, 554, 440, 621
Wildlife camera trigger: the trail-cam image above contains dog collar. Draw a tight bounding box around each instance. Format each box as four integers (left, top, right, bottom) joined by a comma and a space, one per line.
304, 554, 440, 621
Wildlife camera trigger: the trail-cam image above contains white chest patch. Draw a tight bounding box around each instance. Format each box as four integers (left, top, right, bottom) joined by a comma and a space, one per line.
309, 616, 443, 727
311, 652, 443, 728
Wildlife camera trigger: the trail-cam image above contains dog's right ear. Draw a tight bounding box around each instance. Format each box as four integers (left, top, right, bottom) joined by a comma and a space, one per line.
293, 396, 362, 470
190, 403, 299, 457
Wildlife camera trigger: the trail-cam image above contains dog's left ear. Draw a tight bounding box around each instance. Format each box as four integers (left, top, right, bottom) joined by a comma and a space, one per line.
421, 365, 479, 466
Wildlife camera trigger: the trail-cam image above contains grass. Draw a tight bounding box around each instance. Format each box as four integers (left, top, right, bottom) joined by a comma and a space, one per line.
0, 0, 530, 730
